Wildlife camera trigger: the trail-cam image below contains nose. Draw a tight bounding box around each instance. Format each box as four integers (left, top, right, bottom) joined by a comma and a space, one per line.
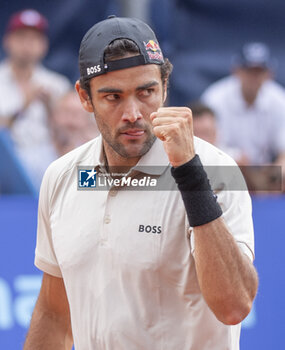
121, 98, 143, 123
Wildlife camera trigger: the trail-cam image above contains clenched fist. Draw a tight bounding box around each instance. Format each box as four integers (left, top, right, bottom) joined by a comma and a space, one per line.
150, 107, 195, 167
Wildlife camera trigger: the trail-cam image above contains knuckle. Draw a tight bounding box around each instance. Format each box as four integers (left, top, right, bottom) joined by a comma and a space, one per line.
178, 117, 188, 126
151, 118, 158, 126
171, 123, 180, 133
181, 107, 192, 118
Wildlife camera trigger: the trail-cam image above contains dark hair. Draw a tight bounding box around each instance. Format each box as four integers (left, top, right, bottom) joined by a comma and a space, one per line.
80, 38, 173, 96
188, 101, 216, 120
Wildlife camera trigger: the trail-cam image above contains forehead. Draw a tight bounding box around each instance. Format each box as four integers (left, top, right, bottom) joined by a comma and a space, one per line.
240, 66, 268, 74
89, 64, 162, 91
8, 27, 45, 39
194, 114, 216, 126
58, 94, 81, 109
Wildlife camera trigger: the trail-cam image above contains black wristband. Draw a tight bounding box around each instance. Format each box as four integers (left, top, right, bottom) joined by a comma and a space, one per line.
171, 155, 223, 227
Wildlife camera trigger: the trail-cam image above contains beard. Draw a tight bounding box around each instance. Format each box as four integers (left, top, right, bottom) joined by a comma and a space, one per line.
93, 108, 157, 159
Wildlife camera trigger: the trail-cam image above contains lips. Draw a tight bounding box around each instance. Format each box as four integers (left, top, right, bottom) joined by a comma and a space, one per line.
122, 129, 145, 136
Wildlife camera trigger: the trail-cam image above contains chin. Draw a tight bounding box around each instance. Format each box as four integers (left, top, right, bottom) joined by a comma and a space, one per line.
120, 142, 152, 159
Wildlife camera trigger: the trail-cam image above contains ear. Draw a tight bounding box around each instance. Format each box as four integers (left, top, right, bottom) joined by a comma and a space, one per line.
75, 80, 94, 113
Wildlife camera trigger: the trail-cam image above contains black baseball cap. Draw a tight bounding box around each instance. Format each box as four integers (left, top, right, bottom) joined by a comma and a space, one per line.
79, 15, 164, 82
232, 42, 276, 70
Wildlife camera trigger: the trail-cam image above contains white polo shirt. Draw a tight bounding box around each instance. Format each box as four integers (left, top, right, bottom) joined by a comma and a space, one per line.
35, 135, 254, 350
201, 75, 285, 164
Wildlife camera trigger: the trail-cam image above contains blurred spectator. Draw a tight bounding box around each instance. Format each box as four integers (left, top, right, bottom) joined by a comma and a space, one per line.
201, 42, 285, 172
0, 9, 71, 190
191, 101, 282, 192
49, 91, 99, 157
190, 101, 248, 165
191, 102, 217, 145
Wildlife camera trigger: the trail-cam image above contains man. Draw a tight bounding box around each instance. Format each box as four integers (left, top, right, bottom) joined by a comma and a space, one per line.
201, 42, 285, 169
191, 102, 217, 145
190, 101, 248, 165
24, 16, 258, 349
190, 101, 280, 192
49, 90, 99, 157
0, 9, 71, 189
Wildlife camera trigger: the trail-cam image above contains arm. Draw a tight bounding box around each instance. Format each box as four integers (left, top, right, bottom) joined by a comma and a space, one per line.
24, 272, 73, 350
0, 83, 52, 128
193, 217, 258, 325
151, 106, 258, 324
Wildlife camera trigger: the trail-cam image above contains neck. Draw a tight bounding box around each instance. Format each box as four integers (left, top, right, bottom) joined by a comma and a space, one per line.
103, 142, 140, 175
241, 89, 257, 106
9, 59, 35, 82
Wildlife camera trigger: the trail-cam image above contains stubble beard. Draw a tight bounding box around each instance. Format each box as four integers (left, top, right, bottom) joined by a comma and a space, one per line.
112, 127, 156, 158
93, 108, 157, 159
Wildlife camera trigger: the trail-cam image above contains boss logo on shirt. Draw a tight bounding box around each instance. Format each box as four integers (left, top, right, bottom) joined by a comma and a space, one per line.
138, 225, 161, 234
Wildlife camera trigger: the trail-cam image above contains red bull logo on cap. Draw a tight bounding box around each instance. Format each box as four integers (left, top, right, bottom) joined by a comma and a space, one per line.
144, 40, 163, 62
144, 40, 161, 52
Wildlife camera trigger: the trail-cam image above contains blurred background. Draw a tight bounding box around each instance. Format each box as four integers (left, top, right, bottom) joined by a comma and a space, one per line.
0, 0, 285, 348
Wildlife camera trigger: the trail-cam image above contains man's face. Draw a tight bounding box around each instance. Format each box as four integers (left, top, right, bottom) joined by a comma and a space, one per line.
50, 92, 99, 155
3, 28, 48, 66
52, 92, 93, 131
77, 63, 166, 163
235, 66, 271, 102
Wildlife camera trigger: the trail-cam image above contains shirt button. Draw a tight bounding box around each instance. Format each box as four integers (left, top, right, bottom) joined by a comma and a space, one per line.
104, 215, 111, 224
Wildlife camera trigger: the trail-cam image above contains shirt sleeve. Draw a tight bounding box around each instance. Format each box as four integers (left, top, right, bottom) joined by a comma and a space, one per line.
189, 153, 255, 262
219, 188, 255, 261
34, 165, 62, 277
272, 114, 285, 155
190, 188, 255, 261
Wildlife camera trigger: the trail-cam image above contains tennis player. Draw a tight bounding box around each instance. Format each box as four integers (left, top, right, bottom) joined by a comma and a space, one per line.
24, 16, 258, 350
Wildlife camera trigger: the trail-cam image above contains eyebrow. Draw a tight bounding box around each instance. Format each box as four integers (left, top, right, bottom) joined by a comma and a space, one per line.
136, 81, 159, 91
97, 81, 159, 94
97, 87, 122, 93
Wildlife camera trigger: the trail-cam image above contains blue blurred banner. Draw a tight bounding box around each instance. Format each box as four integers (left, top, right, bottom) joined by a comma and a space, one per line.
0, 195, 284, 349
0, 196, 40, 348
240, 195, 285, 349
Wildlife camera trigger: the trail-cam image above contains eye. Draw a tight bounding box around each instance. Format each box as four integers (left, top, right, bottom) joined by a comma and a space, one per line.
140, 88, 154, 97
105, 94, 120, 101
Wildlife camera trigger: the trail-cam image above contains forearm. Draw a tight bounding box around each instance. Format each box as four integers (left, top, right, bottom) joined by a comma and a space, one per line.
0, 99, 27, 128
194, 216, 258, 325
171, 155, 258, 324
24, 306, 73, 349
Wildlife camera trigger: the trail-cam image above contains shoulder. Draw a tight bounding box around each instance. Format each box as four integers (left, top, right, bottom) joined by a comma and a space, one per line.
262, 80, 285, 102
194, 137, 248, 193
36, 65, 71, 89
194, 136, 236, 166
258, 80, 285, 121
201, 75, 238, 103
41, 137, 100, 197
